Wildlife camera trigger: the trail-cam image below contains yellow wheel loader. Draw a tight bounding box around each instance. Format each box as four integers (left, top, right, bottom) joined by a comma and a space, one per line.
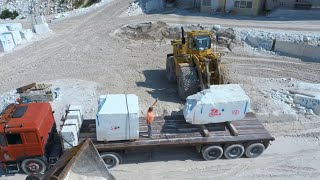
166, 27, 224, 100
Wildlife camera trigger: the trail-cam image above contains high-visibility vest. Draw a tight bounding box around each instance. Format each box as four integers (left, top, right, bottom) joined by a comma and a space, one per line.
146, 111, 154, 124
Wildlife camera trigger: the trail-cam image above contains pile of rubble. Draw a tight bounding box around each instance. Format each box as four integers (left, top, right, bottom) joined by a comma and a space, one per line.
269, 89, 318, 116
0, 82, 60, 114
17, 83, 59, 102
213, 26, 239, 50
240, 29, 320, 47
239, 28, 320, 61
266, 80, 320, 117
119, 21, 181, 42
118, 21, 238, 48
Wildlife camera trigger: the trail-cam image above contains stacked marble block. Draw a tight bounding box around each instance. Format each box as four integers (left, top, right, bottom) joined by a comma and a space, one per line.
0, 23, 33, 52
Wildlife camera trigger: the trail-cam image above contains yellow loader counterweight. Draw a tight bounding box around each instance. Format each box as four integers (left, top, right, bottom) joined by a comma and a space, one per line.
166, 27, 224, 100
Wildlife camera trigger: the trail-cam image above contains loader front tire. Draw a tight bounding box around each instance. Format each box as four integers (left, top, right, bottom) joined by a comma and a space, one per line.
166, 56, 176, 82
177, 67, 199, 100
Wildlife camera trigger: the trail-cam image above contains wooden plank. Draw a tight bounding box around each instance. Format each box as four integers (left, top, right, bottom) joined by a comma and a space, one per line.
16, 83, 36, 93
233, 125, 266, 130
226, 121, 238, 136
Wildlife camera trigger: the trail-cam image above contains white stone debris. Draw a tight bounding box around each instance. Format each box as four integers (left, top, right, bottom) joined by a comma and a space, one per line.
267, 80, 320, 117
126, 1, 146, 16
239, 28, 320, 61
0, 90, 19, 114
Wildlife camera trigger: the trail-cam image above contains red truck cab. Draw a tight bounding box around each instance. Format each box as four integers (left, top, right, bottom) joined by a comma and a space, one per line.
0, 102, 61, 174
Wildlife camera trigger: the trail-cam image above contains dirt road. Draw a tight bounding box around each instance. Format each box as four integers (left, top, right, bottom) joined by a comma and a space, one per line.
1, 0, 320, 179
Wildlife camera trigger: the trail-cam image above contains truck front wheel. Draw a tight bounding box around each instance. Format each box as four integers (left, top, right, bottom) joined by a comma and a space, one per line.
100, 152, 121, 168
21, 158, 47, 174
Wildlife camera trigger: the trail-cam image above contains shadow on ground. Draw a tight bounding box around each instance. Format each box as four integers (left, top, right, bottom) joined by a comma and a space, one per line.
136, 69, 182, 104
119, 146, 203, 164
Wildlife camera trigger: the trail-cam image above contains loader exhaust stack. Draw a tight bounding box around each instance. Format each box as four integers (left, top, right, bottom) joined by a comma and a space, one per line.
181, 27, 185, 44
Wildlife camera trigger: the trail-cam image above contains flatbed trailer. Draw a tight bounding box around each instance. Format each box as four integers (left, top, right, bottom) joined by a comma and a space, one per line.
79, 112, 274, 168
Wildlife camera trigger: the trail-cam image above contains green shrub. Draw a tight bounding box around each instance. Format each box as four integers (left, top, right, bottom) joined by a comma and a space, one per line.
73, 0, 85, 9
73, 0, 101, 9
0, 9, 19, 20
84, 0, 101, 8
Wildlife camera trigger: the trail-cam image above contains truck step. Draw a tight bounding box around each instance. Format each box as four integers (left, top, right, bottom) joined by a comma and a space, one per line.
5, 163, 20, 174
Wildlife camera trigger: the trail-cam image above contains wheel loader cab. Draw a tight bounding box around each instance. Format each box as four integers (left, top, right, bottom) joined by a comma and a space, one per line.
191, 35, 211, 51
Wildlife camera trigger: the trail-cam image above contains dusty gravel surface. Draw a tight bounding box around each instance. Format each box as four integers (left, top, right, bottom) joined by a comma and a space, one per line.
1, 0, 320, 179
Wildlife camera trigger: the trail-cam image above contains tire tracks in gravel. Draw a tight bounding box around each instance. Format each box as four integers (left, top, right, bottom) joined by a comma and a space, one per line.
0, 0, 130, 90
224, 55, 320, 83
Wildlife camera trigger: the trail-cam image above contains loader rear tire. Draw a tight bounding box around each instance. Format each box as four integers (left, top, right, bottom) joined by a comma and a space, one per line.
166, 56, 176, 82
100, 152, 121, 168
177, 67, 199, 100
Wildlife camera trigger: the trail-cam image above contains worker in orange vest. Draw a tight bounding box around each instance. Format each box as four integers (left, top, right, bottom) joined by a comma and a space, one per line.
146, 99, 157, 138
146, 107, 154, 138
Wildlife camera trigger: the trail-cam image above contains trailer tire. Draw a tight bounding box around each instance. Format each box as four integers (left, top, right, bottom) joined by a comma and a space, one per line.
245, 143, 265, 158
224, 144, 245, 159
100, 152, 121, 168
201, 145, 223, 161
21, 158, 47, 174
166, 56, 176, 82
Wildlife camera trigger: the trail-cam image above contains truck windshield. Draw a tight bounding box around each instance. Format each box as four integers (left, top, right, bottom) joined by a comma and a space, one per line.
193, 36, 211, 51
0, 134, 7, 146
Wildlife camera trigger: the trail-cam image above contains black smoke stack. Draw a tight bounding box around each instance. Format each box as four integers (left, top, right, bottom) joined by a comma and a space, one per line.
181, 27, 185, 44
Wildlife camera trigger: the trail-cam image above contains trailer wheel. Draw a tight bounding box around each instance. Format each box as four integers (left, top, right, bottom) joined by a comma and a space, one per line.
100, 152, 121, 168
166, 56, 176, 82
245, 143, 265, 158
201, 145, 223, 161
21, 158, 47, 174
224, 144, 245, 159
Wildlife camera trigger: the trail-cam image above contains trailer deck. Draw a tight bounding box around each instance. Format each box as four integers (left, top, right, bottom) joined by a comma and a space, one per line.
79, 113, 274, 151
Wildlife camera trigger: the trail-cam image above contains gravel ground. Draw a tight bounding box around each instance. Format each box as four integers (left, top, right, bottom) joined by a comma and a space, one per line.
1, 0, 320, 179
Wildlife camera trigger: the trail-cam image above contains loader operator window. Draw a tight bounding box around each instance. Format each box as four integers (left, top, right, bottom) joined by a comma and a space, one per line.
0, 134, 7, 146
193, 36, 211, 51
6, 133, 22, 145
